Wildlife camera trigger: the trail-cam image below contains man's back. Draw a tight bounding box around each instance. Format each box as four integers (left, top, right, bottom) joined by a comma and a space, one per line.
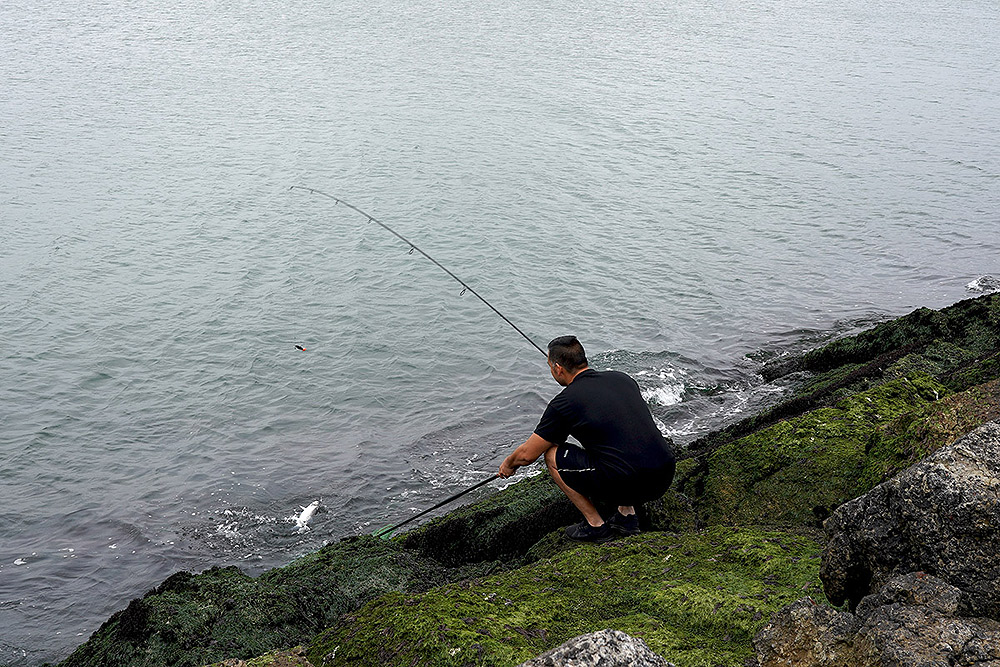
535, 369, 674, 479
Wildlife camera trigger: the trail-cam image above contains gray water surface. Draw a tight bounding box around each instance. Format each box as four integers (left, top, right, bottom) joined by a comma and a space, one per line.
2, 0, 998, 663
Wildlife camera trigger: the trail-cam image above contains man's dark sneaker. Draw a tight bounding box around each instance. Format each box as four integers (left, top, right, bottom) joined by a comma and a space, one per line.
607, 511, 640, 536
565, 520, 616, 543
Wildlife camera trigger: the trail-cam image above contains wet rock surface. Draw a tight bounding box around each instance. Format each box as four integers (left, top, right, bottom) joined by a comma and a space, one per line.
821, 420, 1000, 615
59, 537, 479, 667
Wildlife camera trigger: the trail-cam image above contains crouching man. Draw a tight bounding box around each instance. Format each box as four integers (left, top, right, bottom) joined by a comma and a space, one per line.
499, 336, 676, 542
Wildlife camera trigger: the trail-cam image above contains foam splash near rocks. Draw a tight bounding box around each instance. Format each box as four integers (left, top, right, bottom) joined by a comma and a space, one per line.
598, 349, 794, 446
967, 275, 1000, 294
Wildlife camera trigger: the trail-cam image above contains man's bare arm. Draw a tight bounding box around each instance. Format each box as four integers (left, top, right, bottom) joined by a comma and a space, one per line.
499, 433, 555, 478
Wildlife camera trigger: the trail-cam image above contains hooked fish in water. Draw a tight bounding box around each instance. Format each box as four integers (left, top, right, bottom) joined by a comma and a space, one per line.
294, 500, 320, 532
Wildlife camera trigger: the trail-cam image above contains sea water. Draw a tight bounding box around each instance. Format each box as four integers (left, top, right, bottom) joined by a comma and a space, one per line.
1, 0, 998, 662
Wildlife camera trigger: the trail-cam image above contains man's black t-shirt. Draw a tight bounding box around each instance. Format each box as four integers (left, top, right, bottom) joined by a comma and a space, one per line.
533, 369, 674, 481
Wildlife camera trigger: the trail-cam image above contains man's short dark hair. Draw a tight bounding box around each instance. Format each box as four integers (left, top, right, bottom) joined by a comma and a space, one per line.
548, 336, 588, 371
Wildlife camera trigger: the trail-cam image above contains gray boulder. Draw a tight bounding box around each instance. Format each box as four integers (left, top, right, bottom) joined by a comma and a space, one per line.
755, 572, 1000, 667
517, 629, 673, 667
753, 598, 858, 667
821, 420, 1000, 615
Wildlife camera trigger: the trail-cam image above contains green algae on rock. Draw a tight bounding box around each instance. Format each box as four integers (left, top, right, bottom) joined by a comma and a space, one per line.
799, 294, 1000, 373
60, 537, 477, 667
677, 373, 947, 529
686, 294, 1000, 460
942, 351, 1000, 393
859, 378, 1000, 489
307, 527, 823, 667
203, 645, 313, 667
668, 296, 1000, 532
644, 486, 700, 533
399, 472, 579, 567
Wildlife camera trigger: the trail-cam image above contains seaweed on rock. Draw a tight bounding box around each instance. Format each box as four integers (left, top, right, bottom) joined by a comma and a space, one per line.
307, 527, 823, 667
685, 293, 1000, 461
799, 294, 1000, 373
859, 378, 1000, 488
399, 473, 579, 567
676, 373, 947, 528
60, 538, 474, 667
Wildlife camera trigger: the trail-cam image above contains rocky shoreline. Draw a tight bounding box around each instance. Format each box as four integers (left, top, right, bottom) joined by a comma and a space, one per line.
57, 293, 1000, 667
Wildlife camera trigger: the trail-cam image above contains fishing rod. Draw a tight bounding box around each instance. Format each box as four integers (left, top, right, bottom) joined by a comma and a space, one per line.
290, 185, 547, 357
372, 473, 500, 539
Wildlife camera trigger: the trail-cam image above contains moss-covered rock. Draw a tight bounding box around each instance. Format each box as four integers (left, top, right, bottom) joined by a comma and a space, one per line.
204, 646, 314, 667
683, 348, 918, 465
859, 378, 1000, 489
61, 537, 476, 667
680, 373, 946, 528
398, 473, 578, 567
645, 488, 700, 533
800, 294, 999, 373
942, 351, 1000, 393
307, 527, 823, 667
686, 294, 1000, 462
882, 340, 978, 383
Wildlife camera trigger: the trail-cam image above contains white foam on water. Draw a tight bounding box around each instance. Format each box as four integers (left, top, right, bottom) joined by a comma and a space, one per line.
652, 415, 672, 437
636, 367, 688, 407
642, 384, 686, 407
215, 523, 241, 539
966, 275, 1000, 293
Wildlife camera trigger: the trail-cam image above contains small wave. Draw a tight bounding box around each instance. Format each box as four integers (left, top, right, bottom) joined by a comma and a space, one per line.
178, 505, 286, 558
635, 367, 687, 406
641, 383, 685, 406
966, 275, 1000, 294
595, 348, 791, 445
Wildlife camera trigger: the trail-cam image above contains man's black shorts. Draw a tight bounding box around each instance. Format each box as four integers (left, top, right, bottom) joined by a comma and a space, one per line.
554, 442, 675, 506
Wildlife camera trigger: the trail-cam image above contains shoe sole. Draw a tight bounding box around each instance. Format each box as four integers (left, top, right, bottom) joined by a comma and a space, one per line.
610, 527, 640, 536
608, 519, 640, 536
565, 528, 617, 544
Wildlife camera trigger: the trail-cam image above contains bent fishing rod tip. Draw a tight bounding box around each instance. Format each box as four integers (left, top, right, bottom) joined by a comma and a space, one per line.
290, 185, 342, 205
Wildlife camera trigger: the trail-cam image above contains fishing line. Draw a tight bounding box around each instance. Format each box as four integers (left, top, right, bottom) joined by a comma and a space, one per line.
290, 185, 546, 357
